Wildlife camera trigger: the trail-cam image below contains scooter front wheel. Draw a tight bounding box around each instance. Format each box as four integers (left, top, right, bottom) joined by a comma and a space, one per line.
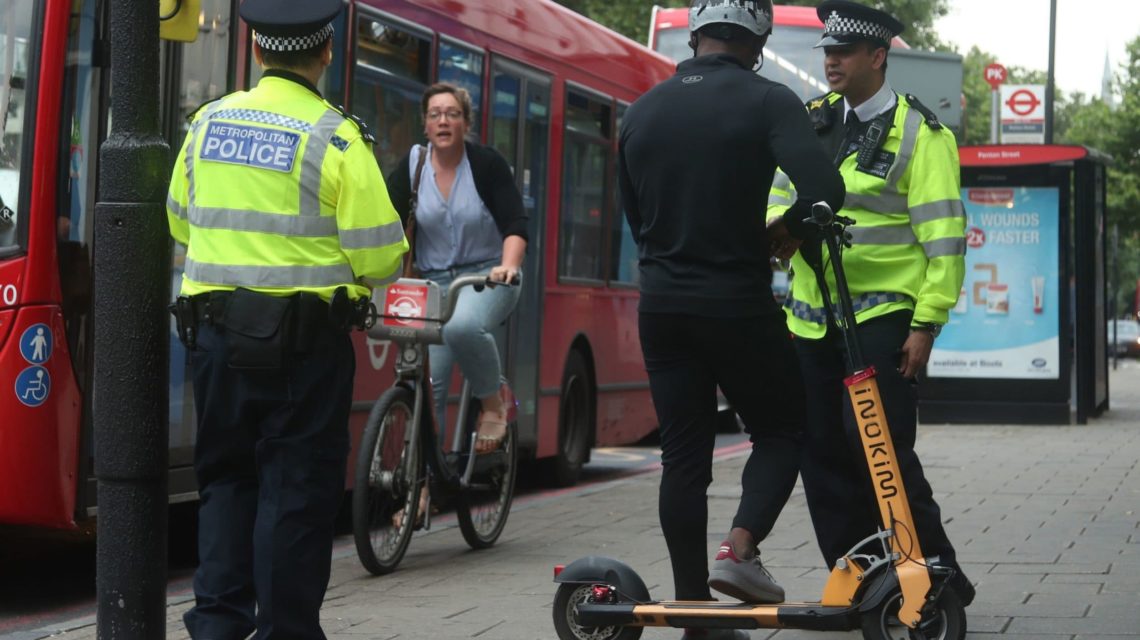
553, 583, 643, 640
860, 585, 966, 640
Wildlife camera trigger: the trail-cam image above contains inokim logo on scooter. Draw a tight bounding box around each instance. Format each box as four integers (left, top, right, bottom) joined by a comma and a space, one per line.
854, 386, 899, 500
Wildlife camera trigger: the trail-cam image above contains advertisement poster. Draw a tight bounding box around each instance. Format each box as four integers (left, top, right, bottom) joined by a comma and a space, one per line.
928, 187, 1060, 379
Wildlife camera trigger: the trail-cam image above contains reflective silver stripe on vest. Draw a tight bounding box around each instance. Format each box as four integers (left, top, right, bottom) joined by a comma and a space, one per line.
186, 101, 227, 209
168, 194, 187, 220
189, 207, 338, 236
909, 198, 965, 226
185, 258, 355, 288
847, 224, 918, 245
786, 291, 911, 324
299, 110, 345, 216
768, 193, 793, 207
843, 192, 909, 214
922, 236, 967, 259
339, 221, 405, 250
772, 170, 791, 192
884, 107, 924, 192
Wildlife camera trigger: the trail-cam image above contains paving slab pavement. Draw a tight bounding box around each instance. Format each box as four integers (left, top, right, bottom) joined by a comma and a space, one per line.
31, 362, 1140, 639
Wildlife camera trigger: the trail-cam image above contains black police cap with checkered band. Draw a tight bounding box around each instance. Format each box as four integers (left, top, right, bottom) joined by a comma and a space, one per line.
240, 0, 341, 53
813, 0, 904, 49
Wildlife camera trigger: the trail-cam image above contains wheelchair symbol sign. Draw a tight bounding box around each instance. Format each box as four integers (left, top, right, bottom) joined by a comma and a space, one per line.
15, 366, 51, 407
19, 323, 53, 364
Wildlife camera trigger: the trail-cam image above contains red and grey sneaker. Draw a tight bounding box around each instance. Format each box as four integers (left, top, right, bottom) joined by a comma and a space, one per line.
707, 541, 785, 604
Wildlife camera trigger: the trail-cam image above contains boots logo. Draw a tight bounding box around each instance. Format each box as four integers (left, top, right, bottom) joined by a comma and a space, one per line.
681, 75, 703, 84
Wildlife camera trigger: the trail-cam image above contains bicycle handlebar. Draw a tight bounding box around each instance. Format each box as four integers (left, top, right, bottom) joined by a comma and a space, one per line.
437, 273, 518, 326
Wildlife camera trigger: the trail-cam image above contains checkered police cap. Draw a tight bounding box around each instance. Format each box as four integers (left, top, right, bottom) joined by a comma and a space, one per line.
813, 0, 904, 49
254, 23, 335, 53
240, 0, 341, 53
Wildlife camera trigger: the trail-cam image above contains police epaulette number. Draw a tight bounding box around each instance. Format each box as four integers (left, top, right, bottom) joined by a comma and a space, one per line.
806, 92, 836, 132
905, 94, 942, 131
329, 102, 376, 144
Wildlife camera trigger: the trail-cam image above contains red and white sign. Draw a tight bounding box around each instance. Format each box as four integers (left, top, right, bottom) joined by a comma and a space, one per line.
382, 284, 429, 329
999, 84, 1046, 144
967, 188, 1015, 206
983, 62, 1007, 89
960, 145, 1089, 167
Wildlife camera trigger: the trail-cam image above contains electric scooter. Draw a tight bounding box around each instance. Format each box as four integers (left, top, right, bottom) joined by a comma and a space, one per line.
551, 202, 967, 640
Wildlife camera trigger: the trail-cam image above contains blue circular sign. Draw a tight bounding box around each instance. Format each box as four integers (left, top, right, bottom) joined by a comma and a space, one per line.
15, 366, 51, 408
19, 323, 53, 364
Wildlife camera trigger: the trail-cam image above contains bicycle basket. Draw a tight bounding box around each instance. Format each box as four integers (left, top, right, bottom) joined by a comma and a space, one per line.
368, 278, 445, 344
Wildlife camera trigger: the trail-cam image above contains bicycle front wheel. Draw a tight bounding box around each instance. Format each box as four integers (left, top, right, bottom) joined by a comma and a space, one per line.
456, 417, 518, 550
352, 385, 423, 575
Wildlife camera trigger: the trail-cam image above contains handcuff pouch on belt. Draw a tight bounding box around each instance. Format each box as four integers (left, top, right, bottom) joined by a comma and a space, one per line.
222, 288, 294, 370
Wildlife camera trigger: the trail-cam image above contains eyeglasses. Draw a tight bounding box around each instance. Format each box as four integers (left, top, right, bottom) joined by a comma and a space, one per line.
426, 109, 464, 122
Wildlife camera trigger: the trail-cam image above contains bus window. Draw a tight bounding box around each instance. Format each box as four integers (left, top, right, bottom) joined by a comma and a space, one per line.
0, 0, 32, 256
490, 70, 519, 167
761, 26, 828, 100
352, 16, 431, 173
610, 103, 637, 286
177, 0, 234, 128
653, 25, 691, 64
438, 40, 482, 138
559, 89, 612, 283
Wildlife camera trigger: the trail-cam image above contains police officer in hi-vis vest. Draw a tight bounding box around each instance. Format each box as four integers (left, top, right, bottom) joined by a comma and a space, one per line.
766, 0, 974, 607
166, 0, 407, 637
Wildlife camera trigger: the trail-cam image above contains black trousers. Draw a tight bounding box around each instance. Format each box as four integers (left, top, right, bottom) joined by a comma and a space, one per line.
182, 322, 354, 640
795, 311, 958, 570
639, 312, 804, 601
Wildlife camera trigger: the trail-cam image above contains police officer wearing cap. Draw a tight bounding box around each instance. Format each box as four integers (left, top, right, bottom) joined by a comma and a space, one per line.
620, 1, 844, 630
766, 0, 974, 606
166, 0, 407, 637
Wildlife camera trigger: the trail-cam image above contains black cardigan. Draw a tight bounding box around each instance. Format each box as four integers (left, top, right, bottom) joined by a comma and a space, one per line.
385, 141, 529, 242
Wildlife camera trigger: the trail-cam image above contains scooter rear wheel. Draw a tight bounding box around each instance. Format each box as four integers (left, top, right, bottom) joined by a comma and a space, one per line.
553, 583, 643, 640
860, 585, 966, 640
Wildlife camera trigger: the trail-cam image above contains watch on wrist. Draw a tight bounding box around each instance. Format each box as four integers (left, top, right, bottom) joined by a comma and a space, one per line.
911, 322, 942, 338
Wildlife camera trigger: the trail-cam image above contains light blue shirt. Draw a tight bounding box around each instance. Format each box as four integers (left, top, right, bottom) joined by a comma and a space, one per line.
409, 144, 502, 272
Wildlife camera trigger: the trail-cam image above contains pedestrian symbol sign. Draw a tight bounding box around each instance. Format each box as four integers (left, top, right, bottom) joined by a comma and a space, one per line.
19, 323, 53, 364
15, 366, 51, 407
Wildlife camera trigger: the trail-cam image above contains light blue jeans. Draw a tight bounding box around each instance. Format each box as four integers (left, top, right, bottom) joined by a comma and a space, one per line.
421, 258, 522, 426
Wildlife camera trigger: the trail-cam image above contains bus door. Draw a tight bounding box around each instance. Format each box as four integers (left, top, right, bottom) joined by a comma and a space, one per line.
487, 57, 550, 453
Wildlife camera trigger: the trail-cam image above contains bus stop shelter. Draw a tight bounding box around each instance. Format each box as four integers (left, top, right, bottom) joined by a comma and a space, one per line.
919, 145, 1111, 425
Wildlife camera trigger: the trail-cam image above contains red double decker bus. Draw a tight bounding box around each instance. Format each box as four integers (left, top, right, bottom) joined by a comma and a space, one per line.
0, 0, 672, 531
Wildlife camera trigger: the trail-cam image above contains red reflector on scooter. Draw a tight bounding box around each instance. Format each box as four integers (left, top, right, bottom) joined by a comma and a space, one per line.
554, 564, 565, 578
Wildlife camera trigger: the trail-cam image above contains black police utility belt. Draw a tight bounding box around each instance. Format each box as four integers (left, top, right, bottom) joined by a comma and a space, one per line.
170, 286, 370, 369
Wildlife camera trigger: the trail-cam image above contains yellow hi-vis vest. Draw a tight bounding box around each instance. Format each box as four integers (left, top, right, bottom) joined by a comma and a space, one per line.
767, 92, 966, 339
167, 74, 407, 302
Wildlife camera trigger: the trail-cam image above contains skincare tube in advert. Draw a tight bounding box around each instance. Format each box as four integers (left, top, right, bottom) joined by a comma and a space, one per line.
1032, 276, 1045, 314
986, 283, 1009, 315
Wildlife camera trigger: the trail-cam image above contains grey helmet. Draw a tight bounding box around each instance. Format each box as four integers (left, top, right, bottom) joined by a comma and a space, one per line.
689, 0, 773, 38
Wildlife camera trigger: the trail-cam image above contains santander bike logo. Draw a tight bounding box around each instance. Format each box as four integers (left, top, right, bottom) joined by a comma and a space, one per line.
382, 285, 429, 329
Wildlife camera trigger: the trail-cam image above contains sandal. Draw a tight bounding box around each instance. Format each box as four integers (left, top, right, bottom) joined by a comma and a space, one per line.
474, 412, 507, 455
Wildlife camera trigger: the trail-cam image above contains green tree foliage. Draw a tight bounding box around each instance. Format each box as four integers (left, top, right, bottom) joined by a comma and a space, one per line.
1061, 37, 1140, 315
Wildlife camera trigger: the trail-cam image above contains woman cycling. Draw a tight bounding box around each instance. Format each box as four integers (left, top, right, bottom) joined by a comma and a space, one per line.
387, 82, 528, 455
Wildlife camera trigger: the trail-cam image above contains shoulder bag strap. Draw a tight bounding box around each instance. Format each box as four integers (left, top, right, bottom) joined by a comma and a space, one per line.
404, 145, 428, 277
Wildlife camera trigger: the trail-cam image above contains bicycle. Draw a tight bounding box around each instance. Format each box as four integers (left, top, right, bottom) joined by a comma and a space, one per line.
352, 274, 519, 575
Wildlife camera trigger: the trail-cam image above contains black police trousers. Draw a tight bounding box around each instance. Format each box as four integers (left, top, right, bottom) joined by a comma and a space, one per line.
182, 321, 353, 640
795, 311, 958, 571
638, 312, 804, 601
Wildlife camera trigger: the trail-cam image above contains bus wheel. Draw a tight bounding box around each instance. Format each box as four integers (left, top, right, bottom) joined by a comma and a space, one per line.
549, 350, 592, 487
